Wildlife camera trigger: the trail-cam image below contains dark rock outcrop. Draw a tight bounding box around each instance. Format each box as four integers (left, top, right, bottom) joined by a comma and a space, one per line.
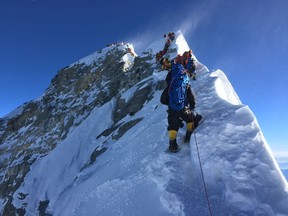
0, 42, 163, 215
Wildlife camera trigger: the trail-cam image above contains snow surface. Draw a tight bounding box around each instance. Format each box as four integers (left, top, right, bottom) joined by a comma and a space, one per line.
11, 33, 288, 216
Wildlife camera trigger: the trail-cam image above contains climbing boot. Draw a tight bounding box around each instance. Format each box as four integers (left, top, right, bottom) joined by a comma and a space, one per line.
194, 114, 203, 129
184, 131, 192, 143
169, 139, 179, 153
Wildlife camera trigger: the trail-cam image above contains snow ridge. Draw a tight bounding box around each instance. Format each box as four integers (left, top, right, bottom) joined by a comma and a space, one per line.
2, 32, 288, 216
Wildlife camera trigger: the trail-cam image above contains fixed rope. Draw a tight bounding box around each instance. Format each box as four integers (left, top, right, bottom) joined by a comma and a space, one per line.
193, 131, 213, 216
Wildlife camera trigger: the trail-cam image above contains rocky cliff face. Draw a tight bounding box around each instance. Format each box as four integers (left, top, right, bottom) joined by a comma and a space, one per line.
0, 41, 166, 215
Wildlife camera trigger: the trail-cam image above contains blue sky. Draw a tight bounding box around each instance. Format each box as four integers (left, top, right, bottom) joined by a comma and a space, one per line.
1, 0, 287, 160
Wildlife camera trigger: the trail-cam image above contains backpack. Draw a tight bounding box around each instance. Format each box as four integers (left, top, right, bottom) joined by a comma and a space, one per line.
160, 70, 172, 105
160, 69, 196, 109
168, 63, 189, 111
160, 86, 169, 105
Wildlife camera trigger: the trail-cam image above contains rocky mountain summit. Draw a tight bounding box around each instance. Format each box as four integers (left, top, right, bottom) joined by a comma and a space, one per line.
0, 40, 165, 215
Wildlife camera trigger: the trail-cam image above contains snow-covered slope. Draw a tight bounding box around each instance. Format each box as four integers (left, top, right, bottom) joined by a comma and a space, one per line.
1, 31, 287, 216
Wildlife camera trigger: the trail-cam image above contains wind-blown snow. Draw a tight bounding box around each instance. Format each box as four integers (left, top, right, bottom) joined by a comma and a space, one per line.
11, 33, 288, 216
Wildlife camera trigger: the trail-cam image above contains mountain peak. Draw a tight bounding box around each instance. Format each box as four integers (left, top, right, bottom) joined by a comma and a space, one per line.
1, 31, 288, 215
69, 42, 136, 69
144, 30, 189, 57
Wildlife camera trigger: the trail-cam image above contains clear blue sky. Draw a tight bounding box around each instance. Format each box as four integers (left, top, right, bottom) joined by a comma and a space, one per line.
1, 0, 287, 159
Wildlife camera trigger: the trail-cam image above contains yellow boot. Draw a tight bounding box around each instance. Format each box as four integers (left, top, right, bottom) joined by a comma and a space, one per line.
184, 122, 194, 142
168, 130, 179, 152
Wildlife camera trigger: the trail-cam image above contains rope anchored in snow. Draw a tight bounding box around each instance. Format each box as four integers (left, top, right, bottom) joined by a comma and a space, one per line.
193, 131, 213, 216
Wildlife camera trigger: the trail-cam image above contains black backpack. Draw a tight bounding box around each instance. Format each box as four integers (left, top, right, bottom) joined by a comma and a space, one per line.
160, 86, 169, 105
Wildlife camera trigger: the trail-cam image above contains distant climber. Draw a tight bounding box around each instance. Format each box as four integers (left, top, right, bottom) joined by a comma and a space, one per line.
156, 51, 165, 62
182, 50, 197, 80
161, 54, 202, 152
156, 32, 175, 63
163, 32, 175, 54
163, 38, 171, 54
164, 32, 175, 41
127, 47, 135, 57
160, 58, 172, 71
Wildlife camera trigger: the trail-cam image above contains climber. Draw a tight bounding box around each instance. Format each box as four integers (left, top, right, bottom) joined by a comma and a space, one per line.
156, 50, 166, 62
127, 47, 135, 57
156, 32, 175, 63
183, 50, 197, 80
157, 40, 170, 61
160, 65, 199, 130
164, 32, 175, 41
163, 39, 171, 54
169, 32, 175, 41
160, 55, 196, 110
164, 54, 202, 152
160, 58, 172, 71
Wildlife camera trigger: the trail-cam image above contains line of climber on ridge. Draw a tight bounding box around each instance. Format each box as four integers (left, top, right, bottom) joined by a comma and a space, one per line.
157, 32, 202, 153
156, 32, 175, 62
